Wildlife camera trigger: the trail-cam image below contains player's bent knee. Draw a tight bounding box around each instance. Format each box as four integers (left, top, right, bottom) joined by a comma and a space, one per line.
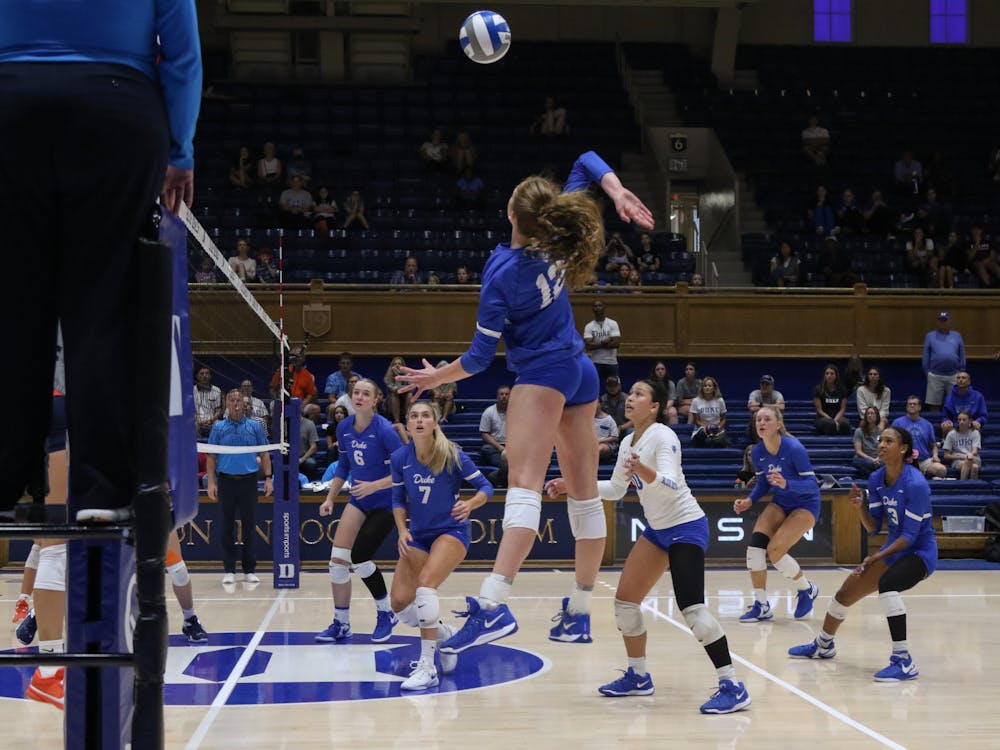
167, 560, 190, 588
36, 544, 67, 593
329, 560, 351, 584
567, 497, 606, 540
352, 560, 377, 579
682, 604, 724, 646
878, 591, 905, 618
746, 545, 767, 572
502, 488, 542, 531
415, 586, 440, 629
330, 546, 352, 566
827, 597, 849, 620
614, 598, 645, 637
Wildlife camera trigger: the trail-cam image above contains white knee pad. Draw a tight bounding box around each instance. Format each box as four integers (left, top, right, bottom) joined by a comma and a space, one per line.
746, 545, 767, 572
395, 602, 420, 628
415, 586, 440, 629
567, 497, 606, 540
25, 544, 41, 571
330, 546, 352, 565
166, 560, 190, 589
329, 560, 351, 584
878, 591, 906, 618
772, 554, 801, 581
827, 597, 849, 621
682, 604, 725, 646
352, 560, 376, 579
502, 487, 542, 531
614, 598, 645, 637
35, 544, 67, 593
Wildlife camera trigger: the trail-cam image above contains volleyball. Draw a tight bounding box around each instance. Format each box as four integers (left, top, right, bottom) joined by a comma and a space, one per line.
459, 11, 511, 64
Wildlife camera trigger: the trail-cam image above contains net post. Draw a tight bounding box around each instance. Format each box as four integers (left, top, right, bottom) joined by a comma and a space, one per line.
272, 397, 301, 588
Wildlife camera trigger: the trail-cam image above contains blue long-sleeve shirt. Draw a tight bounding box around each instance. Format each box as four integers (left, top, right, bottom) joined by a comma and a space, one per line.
748, 436, 821, 506
460, 151, 613, 375
943, 386, 988, 426
0, 0, 202, 170
922, 329, 965, 376
866, 463, 936, 554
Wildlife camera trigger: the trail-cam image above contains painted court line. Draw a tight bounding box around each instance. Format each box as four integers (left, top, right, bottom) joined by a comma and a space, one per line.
185, 589, 287, 750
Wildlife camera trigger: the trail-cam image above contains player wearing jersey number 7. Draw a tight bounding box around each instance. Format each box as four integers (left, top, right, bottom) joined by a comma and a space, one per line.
398, 151, 653, 653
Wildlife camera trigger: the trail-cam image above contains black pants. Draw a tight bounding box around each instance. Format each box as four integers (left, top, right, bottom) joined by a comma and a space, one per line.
0, 63, 170, 511
218, 475, 260, 574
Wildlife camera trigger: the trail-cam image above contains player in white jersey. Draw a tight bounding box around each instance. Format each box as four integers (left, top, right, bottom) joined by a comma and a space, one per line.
546, 380, 750, 714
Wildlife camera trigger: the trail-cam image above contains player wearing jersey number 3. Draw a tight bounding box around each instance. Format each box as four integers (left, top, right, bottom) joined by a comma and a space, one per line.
399, 151, 653, 653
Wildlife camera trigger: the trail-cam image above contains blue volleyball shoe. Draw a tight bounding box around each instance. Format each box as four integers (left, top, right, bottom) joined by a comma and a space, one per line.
548, 597, 593, 643
794, 581, 819, 619
315, 619, 352, 643
598, 668, 654, 697
700, 680, 751, 714
371, 610, 398, 643
438, 596, 518, 654
738, 600, 773, 622
788, 638, 836, 659
873, 653, 919, 682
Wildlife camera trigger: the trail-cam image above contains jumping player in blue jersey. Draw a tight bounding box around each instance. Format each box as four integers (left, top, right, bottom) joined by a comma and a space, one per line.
547, 381, 750, 714
398, 151, 653, 652
789, 426, 936, 681
388, 402, 493, 690
317, 378, 404, 643
734, 405, 821, 622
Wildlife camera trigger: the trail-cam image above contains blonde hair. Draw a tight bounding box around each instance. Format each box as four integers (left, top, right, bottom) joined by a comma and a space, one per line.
510, 175, 604, 288
353, 377, 383, 407
756, 404, 791, 437
408, 401, 459, 475
384, 356, 406, 386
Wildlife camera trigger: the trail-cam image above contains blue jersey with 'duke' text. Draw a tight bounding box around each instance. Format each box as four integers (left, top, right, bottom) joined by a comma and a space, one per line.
390, 443, 492, 536
866, 463, 937, 573
748, 435, 821, 508
334, 414, 402, 506
460, 151, 614, 376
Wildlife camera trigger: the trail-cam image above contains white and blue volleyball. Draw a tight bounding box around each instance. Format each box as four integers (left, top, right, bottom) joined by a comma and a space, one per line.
459, 11, 511, 64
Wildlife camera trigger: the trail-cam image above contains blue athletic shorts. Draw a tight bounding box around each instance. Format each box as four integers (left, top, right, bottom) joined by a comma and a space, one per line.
515, 351, 599, 407
408, 527, 471, 554
883, 543, 938, 577
773, 498, 821, 523
641, 515, 710, 552
349, 489, 393, 515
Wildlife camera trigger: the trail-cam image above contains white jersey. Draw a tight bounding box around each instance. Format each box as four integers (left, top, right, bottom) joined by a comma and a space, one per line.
597, 422, 704, 531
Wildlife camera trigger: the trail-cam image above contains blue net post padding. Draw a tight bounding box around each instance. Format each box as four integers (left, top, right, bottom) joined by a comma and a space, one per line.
272, 398, 301, 588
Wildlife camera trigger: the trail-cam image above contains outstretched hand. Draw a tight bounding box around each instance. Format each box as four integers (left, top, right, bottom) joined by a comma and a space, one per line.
396, 358, 444, 400
612, 188, 654, 231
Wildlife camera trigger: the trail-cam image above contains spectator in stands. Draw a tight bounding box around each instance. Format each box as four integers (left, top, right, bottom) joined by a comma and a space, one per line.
747, 374, 784, 440
300, 403, 321, 480
856, 366, 890, 427
594, 401, 619, 462
892, 396, 946, 478
937, 230, 964, 289
942, 410, 982, 480
455, 166, 485, 210
836, 189, 864, 235
970, 226, 1000, 287
257, 141, 282, 187
690, 376, 728, 448
431, 360, 457, 423
229, 145, 254, 189
602, 231, 635, 273
453, 265, 473, 286
600, 375, 632, 437
648, 361, 678, 424
893, 150, 923, 198
239, 379, 270, 438
450, 131, 478, 173
676, 361, 701, 420
479, 384, 510, 470
390, 256, 425, 287
335, 375, 360, 417
689, 272, 704, 288
255, 247, 277, 285
228, 238, 256, 282
342, 189, 369, 230
916, 188, 948, 236
842, 354, 865, 394
627, 267, 643, 289
940, 371, 987, 439
419, 128, 449, 172
194, 256, 217, 283
812, 364, 851, 435
808, 185, 836, 236
819, 236, 853, 287
383, 356, 411, 425
636, 232, 660, 273
768, 241, 800, 287
269, 345, 317, 406
905, 227, 936, 286
863, 190, 895, 235
852, 406, 883, 479
194, 365, 222, 438
530, 95, 568, 137
428, 275, 442, 288
583, 299, 621, 382
614, 263, 635, 288
311, 185, 338, 233
922, 311, 965, 412
324, 352, 361, 401
801, 114, 831, 166
285, 146, 312, 187
325, 403, 350, 459
278, 175, 315, 228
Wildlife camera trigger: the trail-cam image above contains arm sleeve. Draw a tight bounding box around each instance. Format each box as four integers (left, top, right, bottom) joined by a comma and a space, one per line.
155, 0, 203, 169
866, 477, 884, 534
324, 374, 336, 394
390, 456, 407, 511
975, 393, 988, 425
564, 151, 614, 193
922, 334, 930, 373
381, 420, 404, 455
460, 277, 508, 374
747, 445, 771, 502
899, 474, 932, 545
652, 433, 682, 491
783, 440, 820, 495
459, 451, 494, 496
958, 336, 966, 371
597, 448, 632, 501
334, 427, 350, 480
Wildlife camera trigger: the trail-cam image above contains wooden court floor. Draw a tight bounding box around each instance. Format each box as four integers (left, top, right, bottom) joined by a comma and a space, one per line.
2, 566, 998, 749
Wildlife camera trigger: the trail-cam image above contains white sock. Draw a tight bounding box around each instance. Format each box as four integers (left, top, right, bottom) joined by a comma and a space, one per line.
478, 573, 512, 609
627, 656, 646, 676
335, 607, 351, 625
374, 596, 391, 612
753, 588, 767, 605
17, 594, 30, 602
795, 576, 811, 592
818, 629, 835, 646
567, 583, 593, 615
182, 608, 196, 621
892, 640, 909, 654
716, 664, 736, 682
420, 638, 437, 664
39, 640, 63, 678
436, 620, 452, 641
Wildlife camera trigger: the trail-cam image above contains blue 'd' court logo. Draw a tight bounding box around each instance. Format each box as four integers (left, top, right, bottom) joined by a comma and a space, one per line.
0, 632, 550, 705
